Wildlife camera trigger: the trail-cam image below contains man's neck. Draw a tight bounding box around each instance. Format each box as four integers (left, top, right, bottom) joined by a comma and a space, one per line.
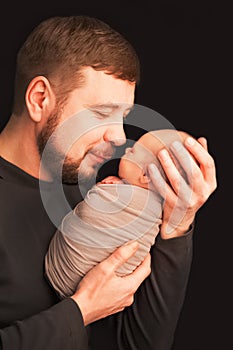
0, 115, 51, 180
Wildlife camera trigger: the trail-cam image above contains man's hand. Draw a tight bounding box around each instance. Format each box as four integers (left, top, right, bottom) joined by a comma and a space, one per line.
148, 136, 217, 239
71, 241, 151, 325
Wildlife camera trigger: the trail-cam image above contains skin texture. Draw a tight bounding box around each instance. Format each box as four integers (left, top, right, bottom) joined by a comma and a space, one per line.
149, 135, 216, 238
102, 128, 217, 239
0, 68, 134, 182
0, 67, 151, 326
119, 127, 217, 239
0, 65, 217, 325
118, 129, 190, 188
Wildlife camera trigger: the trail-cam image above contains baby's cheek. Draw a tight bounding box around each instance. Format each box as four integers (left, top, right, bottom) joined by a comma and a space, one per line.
118, 159, 126, 179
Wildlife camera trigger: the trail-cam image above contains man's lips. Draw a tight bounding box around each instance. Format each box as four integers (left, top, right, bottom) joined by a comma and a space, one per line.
89, 151, 113, 163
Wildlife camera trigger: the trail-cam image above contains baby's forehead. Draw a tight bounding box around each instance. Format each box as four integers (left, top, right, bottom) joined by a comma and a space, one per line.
138, 130, 187, 150
136, 132, 166, 154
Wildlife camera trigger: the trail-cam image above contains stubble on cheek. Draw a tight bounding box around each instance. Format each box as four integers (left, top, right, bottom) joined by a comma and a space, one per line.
37, 113, 112, 184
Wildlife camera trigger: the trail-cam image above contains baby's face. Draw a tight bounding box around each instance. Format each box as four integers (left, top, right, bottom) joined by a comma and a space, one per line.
118, 133, 159, 188
118, 129, 189, 188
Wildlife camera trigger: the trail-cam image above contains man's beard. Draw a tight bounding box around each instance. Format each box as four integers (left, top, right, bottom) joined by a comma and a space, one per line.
37, 110, 114, 184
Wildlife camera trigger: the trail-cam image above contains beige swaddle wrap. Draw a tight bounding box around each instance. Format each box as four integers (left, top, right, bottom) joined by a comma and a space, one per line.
45, 183, 162, 298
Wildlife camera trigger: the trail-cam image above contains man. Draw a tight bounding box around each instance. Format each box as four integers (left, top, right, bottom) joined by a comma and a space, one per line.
0, 16, 217, 350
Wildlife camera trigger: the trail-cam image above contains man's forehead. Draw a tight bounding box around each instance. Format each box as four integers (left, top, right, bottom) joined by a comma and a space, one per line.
79, 67, 136, 103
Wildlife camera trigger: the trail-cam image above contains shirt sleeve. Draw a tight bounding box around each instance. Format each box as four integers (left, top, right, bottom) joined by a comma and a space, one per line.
0, 298, 88, 350
117, 224, 194, 350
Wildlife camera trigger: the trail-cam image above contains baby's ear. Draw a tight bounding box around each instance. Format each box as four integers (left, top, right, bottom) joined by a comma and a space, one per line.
139, 172, 151, 184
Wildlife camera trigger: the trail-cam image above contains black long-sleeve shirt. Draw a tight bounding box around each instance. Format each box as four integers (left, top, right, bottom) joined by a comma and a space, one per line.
0, 156, 193, 350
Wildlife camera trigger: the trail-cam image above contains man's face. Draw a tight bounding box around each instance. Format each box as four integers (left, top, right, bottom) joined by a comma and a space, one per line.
38, 67, 135, 183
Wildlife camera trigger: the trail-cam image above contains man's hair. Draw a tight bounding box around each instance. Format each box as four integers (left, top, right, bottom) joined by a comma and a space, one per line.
13, 15, 140, 115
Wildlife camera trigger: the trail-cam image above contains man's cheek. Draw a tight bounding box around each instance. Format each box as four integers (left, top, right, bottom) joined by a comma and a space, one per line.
67, 142, 86, 160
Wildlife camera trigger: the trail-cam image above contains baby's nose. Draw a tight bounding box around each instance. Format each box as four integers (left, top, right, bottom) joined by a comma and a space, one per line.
125, 147, 132, 154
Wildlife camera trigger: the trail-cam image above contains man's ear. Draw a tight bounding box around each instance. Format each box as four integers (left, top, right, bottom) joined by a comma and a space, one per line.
25, 76, 55, 123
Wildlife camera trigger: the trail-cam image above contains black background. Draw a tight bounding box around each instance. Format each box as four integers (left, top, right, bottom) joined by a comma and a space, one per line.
0, 1, 231, 349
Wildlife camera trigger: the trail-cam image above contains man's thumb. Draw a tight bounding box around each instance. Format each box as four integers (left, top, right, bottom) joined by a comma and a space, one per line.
105, 240, 139, 271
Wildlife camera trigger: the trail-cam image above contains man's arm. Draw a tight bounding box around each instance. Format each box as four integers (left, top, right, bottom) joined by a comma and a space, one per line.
71, 241, 151, 326
117, 136, 216, 349
0, 299, 87, 350
0, 242, 150, 350
117, 226, 193, 350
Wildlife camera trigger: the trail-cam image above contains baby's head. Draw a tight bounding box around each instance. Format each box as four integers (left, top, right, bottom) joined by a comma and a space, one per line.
118, 129, 192, 189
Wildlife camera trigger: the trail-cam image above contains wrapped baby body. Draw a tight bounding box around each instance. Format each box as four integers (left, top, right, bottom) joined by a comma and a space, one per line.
45, 183, 162, 298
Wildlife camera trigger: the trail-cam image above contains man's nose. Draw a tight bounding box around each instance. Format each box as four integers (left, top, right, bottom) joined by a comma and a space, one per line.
103, 123, 126, 146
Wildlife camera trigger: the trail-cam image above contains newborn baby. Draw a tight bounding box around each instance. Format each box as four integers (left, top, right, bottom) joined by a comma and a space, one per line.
45, 129, 191, 298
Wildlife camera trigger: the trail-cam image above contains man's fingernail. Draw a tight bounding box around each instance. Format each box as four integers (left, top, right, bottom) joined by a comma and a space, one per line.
185, 137, 195, 146
158, 149, 170, 160
171, 141, 183, 151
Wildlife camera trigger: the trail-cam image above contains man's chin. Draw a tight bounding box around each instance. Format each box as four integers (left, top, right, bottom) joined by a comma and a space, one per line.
49, 153, 104, 185
77, 164, 99, 183
62, 165, 98, 185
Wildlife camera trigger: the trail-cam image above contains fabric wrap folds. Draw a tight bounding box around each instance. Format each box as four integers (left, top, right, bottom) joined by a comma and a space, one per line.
45, 183, 163, 298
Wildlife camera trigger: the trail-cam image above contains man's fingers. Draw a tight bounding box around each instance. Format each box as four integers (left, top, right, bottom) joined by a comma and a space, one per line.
101, 240, 139, 271
197, 137, 208, 150
125, 253, 151, 289
148, 153, 192, 204
158, 147, 194, 195
184, 137, 217, 187
148, 163, 173, 200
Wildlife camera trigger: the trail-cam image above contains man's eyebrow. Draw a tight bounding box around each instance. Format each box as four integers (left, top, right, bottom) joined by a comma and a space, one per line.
84, 103, 134, 112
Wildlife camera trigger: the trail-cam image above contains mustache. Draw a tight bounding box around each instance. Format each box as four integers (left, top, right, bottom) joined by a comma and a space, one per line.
89, 143, 115, 159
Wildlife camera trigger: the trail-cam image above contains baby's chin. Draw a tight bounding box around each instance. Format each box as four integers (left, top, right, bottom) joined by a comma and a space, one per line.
118, 160, 125, 180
